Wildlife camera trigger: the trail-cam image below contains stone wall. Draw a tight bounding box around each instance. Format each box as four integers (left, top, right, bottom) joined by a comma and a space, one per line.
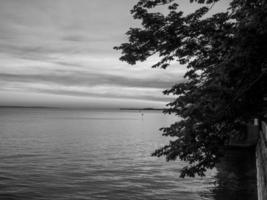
256, 121, 267, 200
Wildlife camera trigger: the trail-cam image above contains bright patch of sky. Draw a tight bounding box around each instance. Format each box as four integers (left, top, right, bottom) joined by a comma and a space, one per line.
0, 0, 229, 108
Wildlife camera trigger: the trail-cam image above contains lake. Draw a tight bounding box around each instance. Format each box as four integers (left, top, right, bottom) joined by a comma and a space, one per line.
0, 108, 257, 200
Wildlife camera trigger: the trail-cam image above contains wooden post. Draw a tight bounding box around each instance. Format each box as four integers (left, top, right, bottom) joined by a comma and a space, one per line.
256, 120, 267, 200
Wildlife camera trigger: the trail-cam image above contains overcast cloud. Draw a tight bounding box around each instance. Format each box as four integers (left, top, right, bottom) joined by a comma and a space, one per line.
0, 0, 228, 108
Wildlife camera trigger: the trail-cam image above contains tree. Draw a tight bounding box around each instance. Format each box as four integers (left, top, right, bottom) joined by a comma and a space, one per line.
115, 0, 267, 177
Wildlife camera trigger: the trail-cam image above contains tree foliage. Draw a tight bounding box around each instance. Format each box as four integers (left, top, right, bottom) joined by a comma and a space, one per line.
115, 0, 267, 177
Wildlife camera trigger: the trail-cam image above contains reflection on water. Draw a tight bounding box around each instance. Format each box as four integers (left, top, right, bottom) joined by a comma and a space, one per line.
213, 148, 257, 200
0, 108, 258, 200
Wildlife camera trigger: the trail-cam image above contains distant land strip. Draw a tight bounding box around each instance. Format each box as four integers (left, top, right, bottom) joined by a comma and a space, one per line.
119, 108, 164, 111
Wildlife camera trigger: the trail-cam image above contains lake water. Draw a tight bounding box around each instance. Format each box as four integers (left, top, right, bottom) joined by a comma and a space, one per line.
0, 108, 257, 200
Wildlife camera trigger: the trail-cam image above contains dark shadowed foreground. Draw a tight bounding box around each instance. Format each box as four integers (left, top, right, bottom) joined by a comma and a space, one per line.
0, 108, 257, 200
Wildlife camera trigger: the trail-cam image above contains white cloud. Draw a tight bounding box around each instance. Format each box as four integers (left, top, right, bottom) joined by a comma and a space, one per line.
1, 0, 210, 108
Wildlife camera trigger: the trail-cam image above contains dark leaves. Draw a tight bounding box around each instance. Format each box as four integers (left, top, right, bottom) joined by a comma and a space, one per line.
115, 0, 267, 177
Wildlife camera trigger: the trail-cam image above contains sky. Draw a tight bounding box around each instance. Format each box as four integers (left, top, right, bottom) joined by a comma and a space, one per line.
0, 0, 229, 109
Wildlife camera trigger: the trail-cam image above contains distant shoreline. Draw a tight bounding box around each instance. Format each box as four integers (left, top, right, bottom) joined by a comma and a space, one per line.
119, 108, 164, 111
0, 106, 164, 111
0, 106, 59, 109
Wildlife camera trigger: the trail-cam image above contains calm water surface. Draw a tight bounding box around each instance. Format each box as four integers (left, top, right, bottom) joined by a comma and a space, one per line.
0, 108, 257, 200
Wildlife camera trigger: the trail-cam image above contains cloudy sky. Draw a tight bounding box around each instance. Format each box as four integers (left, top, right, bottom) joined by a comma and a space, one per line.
0, 0, 228, 108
